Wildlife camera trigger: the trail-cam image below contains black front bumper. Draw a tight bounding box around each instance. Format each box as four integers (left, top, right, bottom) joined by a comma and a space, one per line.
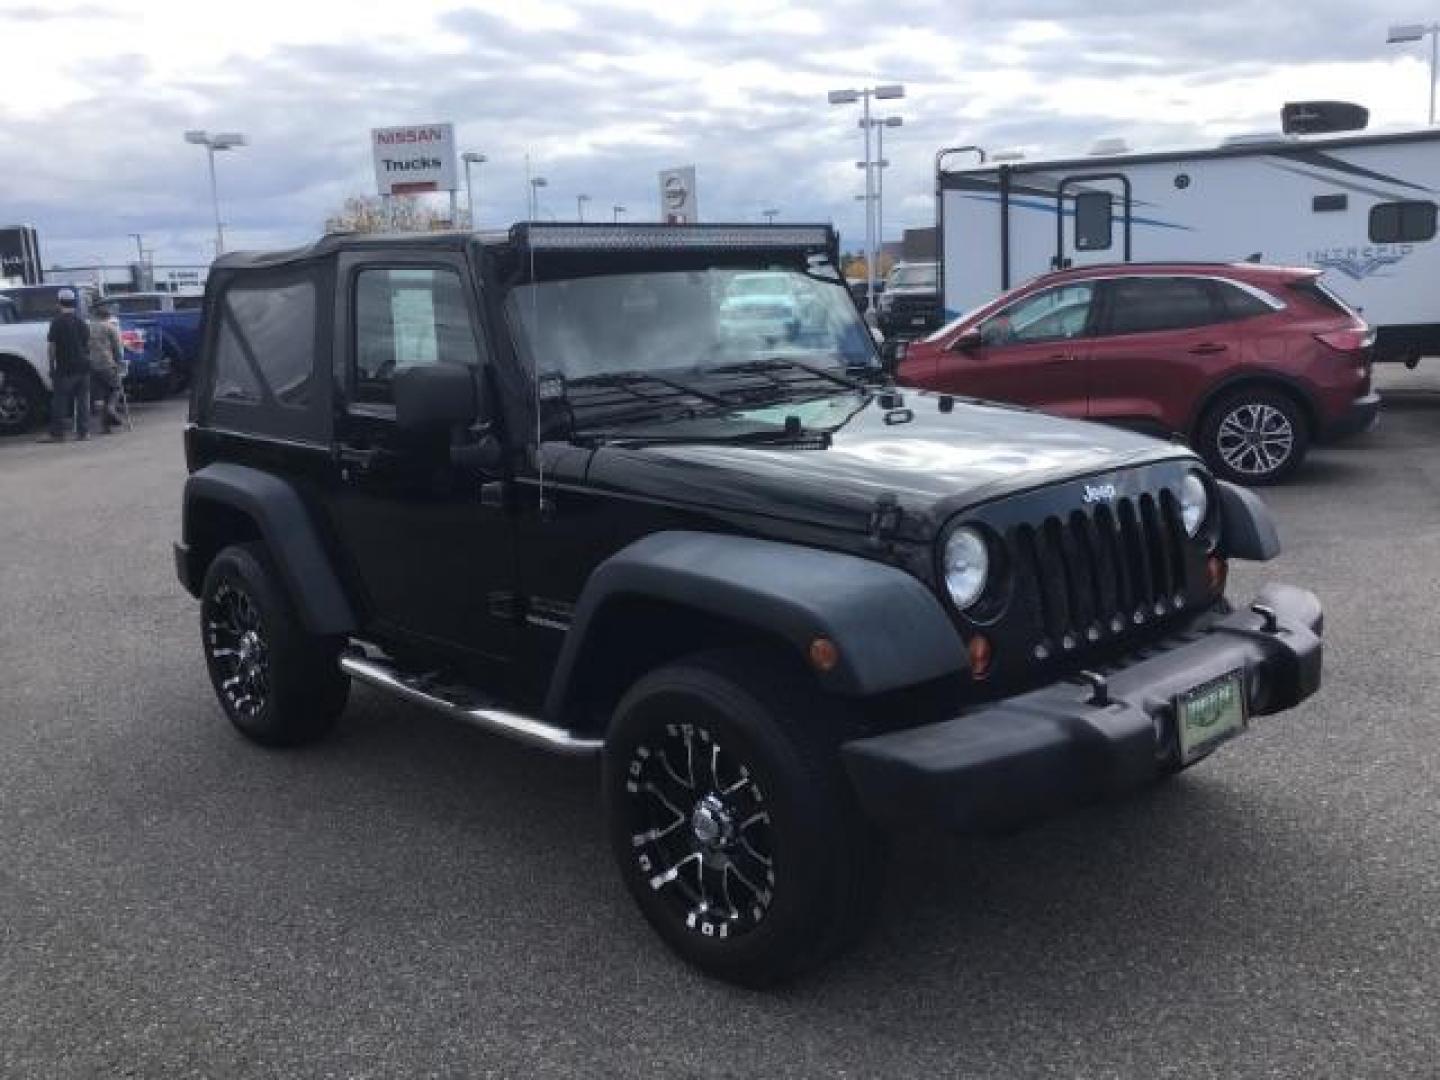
842, 584, 1322, 832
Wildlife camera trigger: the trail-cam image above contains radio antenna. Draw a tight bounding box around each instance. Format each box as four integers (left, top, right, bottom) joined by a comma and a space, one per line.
526, 152, 545, 515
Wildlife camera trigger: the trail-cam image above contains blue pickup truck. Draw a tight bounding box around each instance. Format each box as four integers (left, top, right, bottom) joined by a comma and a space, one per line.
101, 291, 204, 396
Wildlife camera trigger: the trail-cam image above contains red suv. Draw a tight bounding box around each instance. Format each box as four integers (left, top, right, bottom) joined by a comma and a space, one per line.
898, 263, 1379, 484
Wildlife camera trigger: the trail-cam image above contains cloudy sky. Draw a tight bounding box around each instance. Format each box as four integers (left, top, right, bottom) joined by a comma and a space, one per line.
2, 0, 1437, 268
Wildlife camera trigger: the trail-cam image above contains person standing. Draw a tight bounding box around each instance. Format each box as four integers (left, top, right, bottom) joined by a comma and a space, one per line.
40, 290, 91, 442
87, 298, 126, 433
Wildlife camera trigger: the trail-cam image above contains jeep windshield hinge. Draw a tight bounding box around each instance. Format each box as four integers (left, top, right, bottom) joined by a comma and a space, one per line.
867, 492, 902, 549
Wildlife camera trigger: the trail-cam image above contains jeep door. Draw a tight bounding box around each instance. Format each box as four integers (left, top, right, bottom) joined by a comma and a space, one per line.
327, 253, 520, 666
931, 281, 1094, 417
1086, 275, 1238, 435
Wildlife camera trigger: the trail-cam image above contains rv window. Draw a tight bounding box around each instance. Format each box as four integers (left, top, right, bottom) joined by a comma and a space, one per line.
1369, 200, 1437, 243
1312, 194, 1347, 213
1074, 191, 1113, 251
1103, 277, 1218, 335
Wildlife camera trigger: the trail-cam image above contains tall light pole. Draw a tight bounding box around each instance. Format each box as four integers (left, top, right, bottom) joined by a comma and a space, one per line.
183, 130, 246, 256
864, 115, 903, 266
462, 151, 487, 229
613, 204, 626, 223
1388, 23, 1440, 124
576, 193, 590, 222
528, 176, 548, 220
828, 83, 904, 310
762, 208, 779, 224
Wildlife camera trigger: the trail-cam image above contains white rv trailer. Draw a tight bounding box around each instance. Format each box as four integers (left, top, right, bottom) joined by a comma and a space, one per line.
937, 128, 1440, 363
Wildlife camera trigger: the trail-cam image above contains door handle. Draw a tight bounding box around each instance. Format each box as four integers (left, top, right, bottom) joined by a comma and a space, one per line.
1188, 343, 1228, 355
335, 445, 377, 478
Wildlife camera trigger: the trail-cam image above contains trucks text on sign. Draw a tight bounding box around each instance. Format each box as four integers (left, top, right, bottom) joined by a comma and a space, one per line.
371, 124, 458, 196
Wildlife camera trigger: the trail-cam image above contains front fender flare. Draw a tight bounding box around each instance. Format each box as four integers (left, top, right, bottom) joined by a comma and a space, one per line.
543, 530, 967, 719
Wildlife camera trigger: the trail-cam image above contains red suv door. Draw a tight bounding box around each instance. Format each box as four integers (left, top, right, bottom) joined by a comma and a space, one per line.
926, 281, 1095, 418
1085, 275, 1235, 434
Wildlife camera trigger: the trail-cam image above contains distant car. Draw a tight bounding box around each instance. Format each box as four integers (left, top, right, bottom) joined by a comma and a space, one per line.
718, 272, 806, 343
876, 261, 941, 341
899, 262, 1380, 484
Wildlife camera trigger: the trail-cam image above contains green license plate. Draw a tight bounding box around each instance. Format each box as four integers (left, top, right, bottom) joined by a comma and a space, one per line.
1176, 670, 1248, 764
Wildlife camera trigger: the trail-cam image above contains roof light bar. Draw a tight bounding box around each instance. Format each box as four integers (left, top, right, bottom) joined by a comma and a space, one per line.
514, 223, 835, 252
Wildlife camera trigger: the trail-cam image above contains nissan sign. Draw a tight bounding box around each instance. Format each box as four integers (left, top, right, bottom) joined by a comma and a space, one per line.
371, 123, 458, 196
658, 166, 698, 224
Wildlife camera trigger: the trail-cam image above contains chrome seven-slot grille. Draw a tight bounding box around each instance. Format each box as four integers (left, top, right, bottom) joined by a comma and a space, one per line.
1007, 488, 1200, 662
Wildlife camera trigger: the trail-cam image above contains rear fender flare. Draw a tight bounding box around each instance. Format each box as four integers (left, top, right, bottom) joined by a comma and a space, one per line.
182, 463, 356, 635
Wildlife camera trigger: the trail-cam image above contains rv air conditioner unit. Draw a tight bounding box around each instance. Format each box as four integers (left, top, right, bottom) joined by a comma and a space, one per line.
1281, 101, 1369, 135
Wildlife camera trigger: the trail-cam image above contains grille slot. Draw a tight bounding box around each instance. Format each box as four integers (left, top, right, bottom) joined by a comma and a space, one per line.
1009, 489, 1194, 655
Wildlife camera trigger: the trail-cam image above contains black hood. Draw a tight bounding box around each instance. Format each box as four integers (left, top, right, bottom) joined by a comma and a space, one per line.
579, 390, 1197, 541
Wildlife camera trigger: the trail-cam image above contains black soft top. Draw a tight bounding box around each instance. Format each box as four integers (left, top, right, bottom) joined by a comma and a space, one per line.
212, 224, 839, 275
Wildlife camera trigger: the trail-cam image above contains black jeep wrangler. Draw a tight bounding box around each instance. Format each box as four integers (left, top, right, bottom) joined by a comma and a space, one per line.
175, 224, 1323, 986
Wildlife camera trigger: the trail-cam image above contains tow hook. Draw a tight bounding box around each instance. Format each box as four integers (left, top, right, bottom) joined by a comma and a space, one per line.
1251, 603, 1280, 633
1079, 670, 1110, 707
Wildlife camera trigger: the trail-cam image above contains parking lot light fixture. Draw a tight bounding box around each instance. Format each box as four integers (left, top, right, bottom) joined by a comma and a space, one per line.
829, 82, 905, 310
763, 208, 779, 224
529, 176, 548, 220
1387, 22, 1440, 123
576, 193, 590, 222
184, 129, 246, 256
613, 204, 626, 222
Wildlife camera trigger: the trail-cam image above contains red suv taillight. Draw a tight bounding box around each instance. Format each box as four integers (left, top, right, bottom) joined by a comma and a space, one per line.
120, 328, 147, 351
1314, 328, 1374, 354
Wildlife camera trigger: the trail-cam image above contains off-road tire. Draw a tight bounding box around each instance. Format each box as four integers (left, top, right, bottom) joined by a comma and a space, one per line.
603, 648, 885, 987
1197, 387, 1309, 486
199, 543, 349, 747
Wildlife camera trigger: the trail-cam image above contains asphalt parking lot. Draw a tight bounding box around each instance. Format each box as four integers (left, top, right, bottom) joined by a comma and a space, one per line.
2, 371, 1439, 1079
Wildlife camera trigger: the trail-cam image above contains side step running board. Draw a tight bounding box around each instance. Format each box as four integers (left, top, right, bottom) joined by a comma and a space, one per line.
339, 655, 603, 757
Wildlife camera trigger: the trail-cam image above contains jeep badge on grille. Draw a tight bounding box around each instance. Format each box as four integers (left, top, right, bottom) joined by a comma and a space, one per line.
1083, 483, 1117, 503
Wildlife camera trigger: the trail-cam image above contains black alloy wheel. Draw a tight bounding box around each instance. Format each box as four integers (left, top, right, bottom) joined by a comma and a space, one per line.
623, 719, 778, 942
199, 543, 348, 747
204, 580, 271, 720
604, 649, 885, 986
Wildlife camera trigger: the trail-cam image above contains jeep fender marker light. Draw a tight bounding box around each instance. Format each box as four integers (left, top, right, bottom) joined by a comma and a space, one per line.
968, 634, 993, 679
1207, 555, 1228, 595
809, 637, 840, 673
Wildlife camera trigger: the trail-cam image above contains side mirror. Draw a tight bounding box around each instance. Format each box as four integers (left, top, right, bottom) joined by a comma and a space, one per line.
394, 363, 479, 435
952, 327, 983, 352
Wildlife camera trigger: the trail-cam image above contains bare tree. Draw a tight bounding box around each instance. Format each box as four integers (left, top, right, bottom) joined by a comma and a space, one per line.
323, 195, 467, 234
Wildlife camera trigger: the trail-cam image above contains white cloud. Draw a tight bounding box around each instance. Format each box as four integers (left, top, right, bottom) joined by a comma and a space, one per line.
0, 0, 1434, 267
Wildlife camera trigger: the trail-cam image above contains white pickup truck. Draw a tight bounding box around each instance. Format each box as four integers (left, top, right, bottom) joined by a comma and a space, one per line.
0, 292, 52, 435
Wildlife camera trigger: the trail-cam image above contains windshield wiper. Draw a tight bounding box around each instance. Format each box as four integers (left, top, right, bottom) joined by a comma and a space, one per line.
709, 356, 868, 392
566, 371, 730, 406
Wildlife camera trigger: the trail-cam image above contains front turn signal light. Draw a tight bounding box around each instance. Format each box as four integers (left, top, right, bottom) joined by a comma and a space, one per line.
808, 637, 840, 673
1207, 555, 1228, 595
968, 634, 993, 680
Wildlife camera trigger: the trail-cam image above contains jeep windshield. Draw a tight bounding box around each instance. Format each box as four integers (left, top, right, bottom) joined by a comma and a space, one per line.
506, 267, 880, 434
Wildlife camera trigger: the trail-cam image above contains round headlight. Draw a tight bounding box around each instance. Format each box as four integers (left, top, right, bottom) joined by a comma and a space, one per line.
1180, 472, 1208, 537
943, 526, 990, 610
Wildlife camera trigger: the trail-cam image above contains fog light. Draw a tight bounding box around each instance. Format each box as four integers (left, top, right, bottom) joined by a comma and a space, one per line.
1207, 555, 1228, 594
808, 637, 840, 673
968, 634, 993, 679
